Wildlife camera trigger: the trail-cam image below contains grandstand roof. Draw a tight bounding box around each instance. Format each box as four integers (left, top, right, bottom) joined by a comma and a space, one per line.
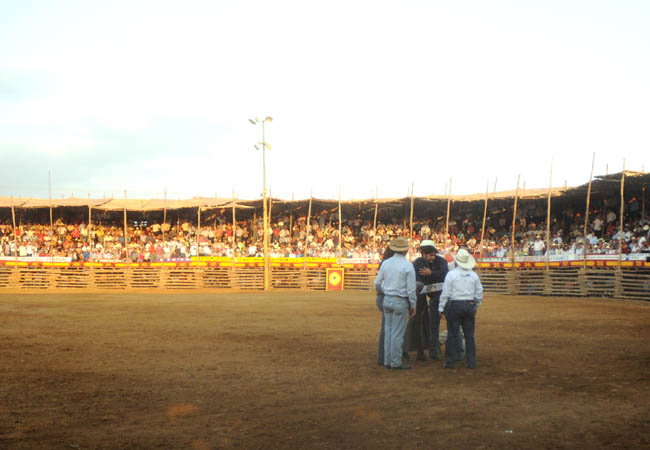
1, 171, 647, 211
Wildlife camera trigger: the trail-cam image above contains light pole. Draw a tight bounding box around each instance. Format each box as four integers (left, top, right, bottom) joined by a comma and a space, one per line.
249, 116, 273, 290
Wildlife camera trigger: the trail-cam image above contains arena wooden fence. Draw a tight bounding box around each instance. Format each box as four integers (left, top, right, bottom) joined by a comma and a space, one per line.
0, 263, 648, 301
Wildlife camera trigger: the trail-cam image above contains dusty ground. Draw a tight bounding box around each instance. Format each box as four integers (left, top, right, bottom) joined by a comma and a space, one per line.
0, 290, 649, 450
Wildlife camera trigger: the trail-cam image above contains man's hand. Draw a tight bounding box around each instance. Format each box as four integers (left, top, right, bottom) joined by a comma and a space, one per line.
409, 307, 415, 318
418, 267, 432, 276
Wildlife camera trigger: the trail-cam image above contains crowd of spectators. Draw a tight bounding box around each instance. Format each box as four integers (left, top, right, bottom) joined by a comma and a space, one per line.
1, 199, 649, 262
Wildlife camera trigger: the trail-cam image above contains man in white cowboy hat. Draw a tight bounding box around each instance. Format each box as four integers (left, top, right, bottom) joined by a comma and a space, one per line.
374, 237, 417, 370
438, 248, 483, 369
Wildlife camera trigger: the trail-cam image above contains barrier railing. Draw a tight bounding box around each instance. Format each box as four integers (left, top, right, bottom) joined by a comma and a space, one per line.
0, 261, 648, 301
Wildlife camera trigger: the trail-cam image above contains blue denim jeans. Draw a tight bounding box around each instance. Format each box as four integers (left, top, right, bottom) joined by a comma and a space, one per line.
444, 301, 477, 368
383, 295, 409, 368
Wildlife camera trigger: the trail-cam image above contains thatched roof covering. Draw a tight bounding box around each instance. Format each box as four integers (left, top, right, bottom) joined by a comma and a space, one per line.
563, 171, 650, 197
1, 171, 646, 212
0, 197, 26, 208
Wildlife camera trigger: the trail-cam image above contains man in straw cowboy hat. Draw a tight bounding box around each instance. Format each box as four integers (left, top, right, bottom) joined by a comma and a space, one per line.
438, 248, 483, 369
374, 237, 417, 370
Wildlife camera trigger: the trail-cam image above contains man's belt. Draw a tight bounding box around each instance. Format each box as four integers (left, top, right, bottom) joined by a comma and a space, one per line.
395, 295, 412, 306
450, 299, 478, 306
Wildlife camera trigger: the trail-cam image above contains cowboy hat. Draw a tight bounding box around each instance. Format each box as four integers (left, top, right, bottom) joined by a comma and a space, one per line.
454, 248, 476, 270
419, 239, 438, 253
389, 237, 410, 252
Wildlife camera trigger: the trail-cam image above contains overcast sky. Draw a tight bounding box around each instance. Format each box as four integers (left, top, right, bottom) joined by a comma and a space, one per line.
1, 0, 648, 201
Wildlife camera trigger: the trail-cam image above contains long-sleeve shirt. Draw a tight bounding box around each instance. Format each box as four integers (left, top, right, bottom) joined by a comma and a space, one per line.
412, 255, 448, 285
373, 254, 417, 309
438, 267, 483, 312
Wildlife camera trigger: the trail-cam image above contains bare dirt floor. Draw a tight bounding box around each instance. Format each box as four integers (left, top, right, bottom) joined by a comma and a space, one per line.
1, 290, 649, 450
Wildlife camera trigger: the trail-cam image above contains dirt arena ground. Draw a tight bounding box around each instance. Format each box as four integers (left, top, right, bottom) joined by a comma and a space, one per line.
1, 290, 649, 450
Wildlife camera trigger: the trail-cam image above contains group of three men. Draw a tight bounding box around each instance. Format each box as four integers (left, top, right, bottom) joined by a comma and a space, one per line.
374, 237, 484, 370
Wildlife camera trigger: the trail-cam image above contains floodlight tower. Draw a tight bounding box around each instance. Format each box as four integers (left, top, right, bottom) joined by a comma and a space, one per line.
249, 116, 273, 290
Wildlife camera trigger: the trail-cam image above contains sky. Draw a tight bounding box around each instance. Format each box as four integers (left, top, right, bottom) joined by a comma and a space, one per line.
1, 0, 649, 201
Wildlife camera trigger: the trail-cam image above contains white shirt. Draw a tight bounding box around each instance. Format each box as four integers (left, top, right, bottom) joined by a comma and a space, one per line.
439, 267, 483, 312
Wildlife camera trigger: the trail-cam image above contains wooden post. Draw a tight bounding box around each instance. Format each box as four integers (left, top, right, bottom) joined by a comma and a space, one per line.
445, 178, 452, 249
373, 187, 378, 236
10, 197, 17, 264
545, 160, 553, 271
230, 190, 238, 287
289, 194, 294, 242
618, 161, 626, 268
511, 175, 521, 268
163, 188, 167, 244
268, 187, 273, 228
197, 205, 201, 264
303, 193, 312, 289
48, 170, 53, 261
640, 182, 646, 222
583, 153, 596, 269
409, 182, 415, 241
232, 189, 237, 261
123, 190, 128, 262
338, 185, 342, 257
87, 194, 92, 244
87, 193, 92, 265
478, 180, 489, 271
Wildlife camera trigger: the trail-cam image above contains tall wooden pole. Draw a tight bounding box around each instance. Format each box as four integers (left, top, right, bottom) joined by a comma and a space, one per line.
478, 179, 489, 270
373, 186, 378, 238
303, 193, 312, 289
197, 205, 201, 263
48, 170, 53, 259
232, 189, 237, 283
583, 153, 596, 269
306, 193, 313, 253
268, 188, 273, 226
123, 190, 128, 262
409, 182, 414, 241
87, 194, 92, 244
545, 159, 553, 270
338, 185, 342, 257
11, 197, 17, 263
511, 175, 521, 268
602, 164, 609, 220
642, 184, 646, 224
289, 192, 294, 242
618, 161, 626, 268
163, 188, 167, 245
87, 193, 92, 264
445, 178, 452, 249
232, 189, 237, 259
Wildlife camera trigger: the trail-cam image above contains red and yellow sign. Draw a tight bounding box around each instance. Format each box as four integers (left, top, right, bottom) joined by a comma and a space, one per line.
326, 268, 344, 291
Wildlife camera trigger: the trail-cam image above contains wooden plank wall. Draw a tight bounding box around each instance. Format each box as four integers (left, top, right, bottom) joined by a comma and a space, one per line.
0, 266, 647, 301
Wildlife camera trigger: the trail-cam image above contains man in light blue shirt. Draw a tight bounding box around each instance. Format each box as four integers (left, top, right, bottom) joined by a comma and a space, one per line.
374, 237, 416, 370
439, 248, 483, 369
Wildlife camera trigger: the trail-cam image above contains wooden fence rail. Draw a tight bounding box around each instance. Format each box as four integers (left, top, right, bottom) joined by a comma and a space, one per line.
0, 265, 648, 300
